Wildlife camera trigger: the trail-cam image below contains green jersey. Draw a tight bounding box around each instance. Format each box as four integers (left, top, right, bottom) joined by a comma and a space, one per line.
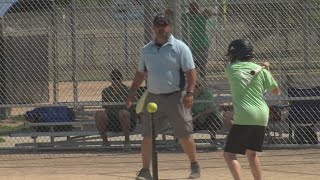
182, 13, 215, 49
225, 61, 278, 126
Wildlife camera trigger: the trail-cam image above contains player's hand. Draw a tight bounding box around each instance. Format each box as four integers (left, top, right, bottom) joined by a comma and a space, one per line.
183, 94, 194, 109
261, 61, 270, 70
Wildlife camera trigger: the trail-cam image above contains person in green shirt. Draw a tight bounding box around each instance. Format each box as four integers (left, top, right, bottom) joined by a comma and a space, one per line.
192, 83, 222, 147
181, 2, 216, 79
223, 39, 281, 180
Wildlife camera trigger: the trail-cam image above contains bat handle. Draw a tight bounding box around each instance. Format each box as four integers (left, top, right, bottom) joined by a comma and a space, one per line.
250, 65, 266, 75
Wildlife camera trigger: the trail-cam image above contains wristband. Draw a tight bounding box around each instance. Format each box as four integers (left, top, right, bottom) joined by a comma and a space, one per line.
186, 91, 194, 96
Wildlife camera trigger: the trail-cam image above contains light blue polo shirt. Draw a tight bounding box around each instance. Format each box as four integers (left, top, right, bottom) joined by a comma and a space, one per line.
138, 35, 195, 94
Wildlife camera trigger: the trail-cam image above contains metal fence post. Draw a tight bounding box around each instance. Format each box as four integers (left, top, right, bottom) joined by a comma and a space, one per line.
0, 17, 10, 119
69, 0, 78, 103
171, 0, 182, 39
302, 0, 310, 72
50, 0, 59, 103
143, 0, 153, 44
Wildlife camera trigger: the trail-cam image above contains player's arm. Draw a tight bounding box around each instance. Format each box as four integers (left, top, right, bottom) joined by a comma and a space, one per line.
262, 62, 281, 96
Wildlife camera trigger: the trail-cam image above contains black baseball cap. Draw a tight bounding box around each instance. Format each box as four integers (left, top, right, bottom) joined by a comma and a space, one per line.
153, 14, 172, 25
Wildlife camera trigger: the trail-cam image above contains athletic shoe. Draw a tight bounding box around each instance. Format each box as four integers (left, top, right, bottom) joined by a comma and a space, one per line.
189, 162, 201, 179
136, 168, 152, 180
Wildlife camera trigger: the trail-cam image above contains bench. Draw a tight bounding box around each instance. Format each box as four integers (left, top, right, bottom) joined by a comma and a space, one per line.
9, 105, 181, 148
10, 105, 228, 149
10, 106, 129, 147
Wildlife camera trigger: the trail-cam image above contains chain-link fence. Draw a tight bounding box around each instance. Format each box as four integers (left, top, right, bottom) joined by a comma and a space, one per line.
0, 0, 319, 150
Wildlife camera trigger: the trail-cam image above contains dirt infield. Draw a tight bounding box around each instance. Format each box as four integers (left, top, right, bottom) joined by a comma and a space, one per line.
0, 149, 319, 180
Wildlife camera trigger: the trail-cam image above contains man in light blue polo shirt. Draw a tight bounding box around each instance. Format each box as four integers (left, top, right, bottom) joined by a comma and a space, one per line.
127, 14, 200, 179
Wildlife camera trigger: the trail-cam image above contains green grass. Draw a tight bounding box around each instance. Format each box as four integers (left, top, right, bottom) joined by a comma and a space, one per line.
0, 124, 26, 134
11, 115, 26, 122
0, 137, 5, 143
0, 115, 27, 136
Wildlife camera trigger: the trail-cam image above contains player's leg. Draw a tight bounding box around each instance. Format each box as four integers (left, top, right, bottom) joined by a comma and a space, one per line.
245, 126, 266, 180
118, 109, 131, 145
246, 149, 262, 180
94, 110, 109, 145
223, 125, 249, 180
223, 152, 242, 180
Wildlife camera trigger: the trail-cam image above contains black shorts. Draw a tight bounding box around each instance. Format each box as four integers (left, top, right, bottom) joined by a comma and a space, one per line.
106, 106, 137, 133
107, 113, 137, 133
224, 125, 266, 155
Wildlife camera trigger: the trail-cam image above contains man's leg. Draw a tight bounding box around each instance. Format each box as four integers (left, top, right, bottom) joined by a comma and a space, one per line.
141, 136, 152, 169
179, 135, 197, 162
246, 149, 263, 180
94, 110, 109, 145
179, 135, 201, 179
223, 152, 242, 180
135, 136, 153, 180
118, 109, 131, 144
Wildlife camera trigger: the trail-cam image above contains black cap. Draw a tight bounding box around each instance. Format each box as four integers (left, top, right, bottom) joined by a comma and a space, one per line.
153, 14, 171, 25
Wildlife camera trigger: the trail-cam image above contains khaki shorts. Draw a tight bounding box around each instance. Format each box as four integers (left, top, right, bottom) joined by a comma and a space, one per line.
141, 91, 193, 138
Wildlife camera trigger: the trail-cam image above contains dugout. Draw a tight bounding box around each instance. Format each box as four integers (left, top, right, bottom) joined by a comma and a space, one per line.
0, 0, 52, 118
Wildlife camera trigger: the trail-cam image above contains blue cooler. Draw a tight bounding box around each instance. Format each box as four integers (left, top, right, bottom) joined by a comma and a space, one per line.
26, 106, 74, 132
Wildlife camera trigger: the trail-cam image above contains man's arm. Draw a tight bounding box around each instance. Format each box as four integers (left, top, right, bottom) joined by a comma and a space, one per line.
186, 69, 197, 94
126, 71, 147, 108
183, 68, 197, 109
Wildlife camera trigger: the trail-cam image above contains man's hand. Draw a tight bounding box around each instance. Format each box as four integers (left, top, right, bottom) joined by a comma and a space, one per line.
183, 94, 194, 109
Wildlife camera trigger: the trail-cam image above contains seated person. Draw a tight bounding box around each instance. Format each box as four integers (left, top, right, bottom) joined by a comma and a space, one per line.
192, 83, 223, 145
94, 69, 137, 147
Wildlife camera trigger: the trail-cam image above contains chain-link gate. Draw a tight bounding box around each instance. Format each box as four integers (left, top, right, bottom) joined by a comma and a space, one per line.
0, 0, 319, 150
